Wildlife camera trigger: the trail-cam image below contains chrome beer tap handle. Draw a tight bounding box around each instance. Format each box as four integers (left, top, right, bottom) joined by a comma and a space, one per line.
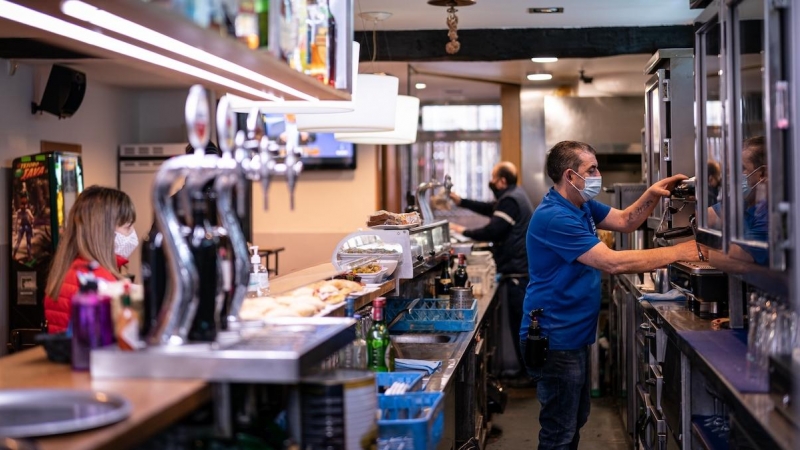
416, 180, 442, 224
283, 115, 303, 210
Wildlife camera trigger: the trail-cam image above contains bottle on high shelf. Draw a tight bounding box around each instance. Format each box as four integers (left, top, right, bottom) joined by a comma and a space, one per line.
367, 297, 390, 372
235, 0, 260, 49
453, 253, 468, 288
325, 0, 336, 86
256, 0, 270, 48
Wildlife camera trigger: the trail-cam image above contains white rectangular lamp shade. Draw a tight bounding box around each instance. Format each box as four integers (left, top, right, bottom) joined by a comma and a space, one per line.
296, 74, 399, 132
334, 95, 420, 145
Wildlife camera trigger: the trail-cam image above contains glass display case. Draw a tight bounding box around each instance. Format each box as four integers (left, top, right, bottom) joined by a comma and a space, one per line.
331, 220, 451, 279
644, 49, 696, 234
696, 0, 792, 273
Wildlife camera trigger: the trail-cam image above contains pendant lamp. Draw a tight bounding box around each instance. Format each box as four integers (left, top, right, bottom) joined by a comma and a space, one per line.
334, 95, 420, 144
226, 42, 361, 114
295, 74, 399, 132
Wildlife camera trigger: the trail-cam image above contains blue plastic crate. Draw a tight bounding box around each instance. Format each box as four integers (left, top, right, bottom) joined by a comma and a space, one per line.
375, 372, 424, 394
378, 392, 444, 450
385, 298, 477, 331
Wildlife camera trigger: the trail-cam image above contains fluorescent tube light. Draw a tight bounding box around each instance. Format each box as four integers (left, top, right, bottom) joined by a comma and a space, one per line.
0, 0, 280, 101
415, 83, 427, 90
61, 0, 317, 101
531, 57, 558, 63
527, 73, 553, 81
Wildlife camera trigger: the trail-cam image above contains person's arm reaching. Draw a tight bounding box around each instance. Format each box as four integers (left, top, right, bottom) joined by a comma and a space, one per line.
462, 198, 519, 242
598, 174, 687, 233
577, 240, 704, 274
450, 191, 496, 217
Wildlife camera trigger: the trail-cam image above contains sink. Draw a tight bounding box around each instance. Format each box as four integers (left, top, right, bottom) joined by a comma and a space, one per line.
390, 333, 458, 344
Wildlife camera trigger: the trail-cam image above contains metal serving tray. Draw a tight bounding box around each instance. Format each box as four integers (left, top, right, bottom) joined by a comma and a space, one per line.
0, 389, 131, 438
91, 317, 355, 383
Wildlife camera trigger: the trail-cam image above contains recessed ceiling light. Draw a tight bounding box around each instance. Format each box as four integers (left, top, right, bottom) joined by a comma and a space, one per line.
528, 7, 564, 14
527, 73, 553, 81
531, 57, 558, 63
415, 82, 427, 90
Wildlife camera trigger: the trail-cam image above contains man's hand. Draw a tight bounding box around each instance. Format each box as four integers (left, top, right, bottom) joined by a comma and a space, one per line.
450, 223, 466, 234
650, 174, 688, 197
449, 191, 462, 206
674, 240, 705, 262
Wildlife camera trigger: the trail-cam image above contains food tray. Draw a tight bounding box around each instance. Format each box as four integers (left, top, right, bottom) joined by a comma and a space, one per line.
378, 392, 444, 450
385, 298, 477, 332
375, 372, 424, 394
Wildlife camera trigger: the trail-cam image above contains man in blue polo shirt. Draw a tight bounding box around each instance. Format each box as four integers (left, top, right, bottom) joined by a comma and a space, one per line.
521, 141, 704, 450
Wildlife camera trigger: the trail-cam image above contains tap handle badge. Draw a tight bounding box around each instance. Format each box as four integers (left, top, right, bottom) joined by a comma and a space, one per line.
217, 95, 236, 155
185, 85, 210, 154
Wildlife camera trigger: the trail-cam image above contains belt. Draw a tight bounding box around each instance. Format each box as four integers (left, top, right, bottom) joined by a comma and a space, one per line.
499, 273, 528, 281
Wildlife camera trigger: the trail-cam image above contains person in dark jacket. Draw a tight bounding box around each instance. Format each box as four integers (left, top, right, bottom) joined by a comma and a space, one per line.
449, 161, 533, 377
44, 186, 137, 333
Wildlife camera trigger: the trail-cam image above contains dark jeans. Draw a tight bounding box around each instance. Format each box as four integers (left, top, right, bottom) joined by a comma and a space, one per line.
520, 343, 591, 450
504, 277, 527, 371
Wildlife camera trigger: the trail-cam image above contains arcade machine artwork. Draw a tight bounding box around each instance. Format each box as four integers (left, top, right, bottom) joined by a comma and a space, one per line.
8, 152, 83, 347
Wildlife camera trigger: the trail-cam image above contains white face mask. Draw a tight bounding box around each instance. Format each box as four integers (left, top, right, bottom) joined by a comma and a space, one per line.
114, 230, 139, 258
568, 170, 602, 202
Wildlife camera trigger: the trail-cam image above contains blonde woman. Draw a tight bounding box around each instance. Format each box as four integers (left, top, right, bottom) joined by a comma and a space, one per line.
45, 186, 137, 333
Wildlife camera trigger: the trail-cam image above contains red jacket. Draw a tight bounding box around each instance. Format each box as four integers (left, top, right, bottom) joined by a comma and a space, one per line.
45, 255, 128, 334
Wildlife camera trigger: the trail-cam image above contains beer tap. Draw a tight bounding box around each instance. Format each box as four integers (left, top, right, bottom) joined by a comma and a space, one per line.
214, 97, 251, 322
415, 174, 451, 224
147, 85, 210, 346
283, 115, 303, 210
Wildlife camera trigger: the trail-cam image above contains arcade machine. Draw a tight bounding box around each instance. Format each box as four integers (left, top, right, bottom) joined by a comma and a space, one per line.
7, 152, 83, 351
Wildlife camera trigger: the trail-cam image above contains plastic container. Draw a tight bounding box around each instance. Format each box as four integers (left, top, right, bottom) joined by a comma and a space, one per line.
375, 372, 424, 394
378, 392, 445, 450
385, 298, 478, 332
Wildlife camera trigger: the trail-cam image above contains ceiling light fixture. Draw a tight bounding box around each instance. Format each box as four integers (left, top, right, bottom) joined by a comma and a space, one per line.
0, 0, 279, 101
60, 0, 315, 101
334, 95, 420, 145
415, 83, 427, 90
428, 0, 476, 55
531, 57, 558, 63
528, 7, 564, 14
527, 73, 553, 81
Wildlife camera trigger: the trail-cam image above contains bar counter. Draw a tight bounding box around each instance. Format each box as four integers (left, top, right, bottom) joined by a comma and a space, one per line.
0, 262, 495, 449
0, 348, 211, 450
618, 273, 799, 450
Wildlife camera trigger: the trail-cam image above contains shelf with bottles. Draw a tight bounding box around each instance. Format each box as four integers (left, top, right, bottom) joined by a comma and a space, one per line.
17, 0, 351, 102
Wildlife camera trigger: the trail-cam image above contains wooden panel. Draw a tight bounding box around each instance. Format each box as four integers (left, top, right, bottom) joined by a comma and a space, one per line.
0, 348, 210, 450
41, 140, 81, 154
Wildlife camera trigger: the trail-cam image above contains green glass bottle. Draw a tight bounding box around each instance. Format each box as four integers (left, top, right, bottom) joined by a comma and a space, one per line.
367, 297, 390, 372
255, 0, 270, 48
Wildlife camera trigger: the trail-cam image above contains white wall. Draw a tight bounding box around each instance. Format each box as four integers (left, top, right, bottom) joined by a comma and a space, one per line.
0, 64, 137, 186
251, 145, 379, 275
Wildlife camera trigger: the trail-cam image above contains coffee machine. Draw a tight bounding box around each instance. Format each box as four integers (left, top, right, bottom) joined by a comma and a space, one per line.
668, 261, 728, 318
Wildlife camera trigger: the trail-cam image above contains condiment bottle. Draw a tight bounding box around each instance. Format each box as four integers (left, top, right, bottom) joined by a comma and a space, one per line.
117, 283, 140, 351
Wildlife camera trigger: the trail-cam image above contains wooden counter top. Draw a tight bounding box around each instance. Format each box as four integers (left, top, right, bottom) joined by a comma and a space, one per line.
0, 348, 211, 450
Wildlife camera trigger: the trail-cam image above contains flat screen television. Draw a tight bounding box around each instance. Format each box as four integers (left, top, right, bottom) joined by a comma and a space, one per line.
260, 113, 357, 171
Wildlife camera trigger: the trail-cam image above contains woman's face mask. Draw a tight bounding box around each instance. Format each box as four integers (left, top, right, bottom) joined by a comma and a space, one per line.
568, 170, 602, 202
114, 229, 139, 258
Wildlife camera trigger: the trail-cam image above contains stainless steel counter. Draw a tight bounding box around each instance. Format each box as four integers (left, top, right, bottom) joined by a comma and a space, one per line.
619, 273, 798, 450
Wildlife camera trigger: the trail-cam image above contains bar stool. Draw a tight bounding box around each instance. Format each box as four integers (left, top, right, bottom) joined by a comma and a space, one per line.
258, 247, 286, 276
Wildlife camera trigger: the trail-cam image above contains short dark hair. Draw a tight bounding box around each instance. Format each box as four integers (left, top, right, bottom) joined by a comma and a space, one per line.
743, 136, 765, 169
496, 163, 518, 186
546, 141, 596, 183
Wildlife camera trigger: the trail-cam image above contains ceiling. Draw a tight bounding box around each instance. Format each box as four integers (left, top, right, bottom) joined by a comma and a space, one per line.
352, 0, 704, 102
0, 0, 706, 102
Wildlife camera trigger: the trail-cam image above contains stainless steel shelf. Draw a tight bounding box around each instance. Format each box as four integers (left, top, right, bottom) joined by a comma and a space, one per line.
91, 317, 355, 383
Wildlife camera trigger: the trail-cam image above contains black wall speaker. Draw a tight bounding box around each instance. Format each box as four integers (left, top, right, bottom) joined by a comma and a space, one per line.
31, 65, 86, 118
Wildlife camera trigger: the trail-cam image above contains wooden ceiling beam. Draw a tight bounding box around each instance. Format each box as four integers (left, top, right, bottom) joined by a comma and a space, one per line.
356, 26, 694, 62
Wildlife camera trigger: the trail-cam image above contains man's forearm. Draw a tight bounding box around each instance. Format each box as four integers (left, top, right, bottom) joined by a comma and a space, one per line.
622, 191, 660, 231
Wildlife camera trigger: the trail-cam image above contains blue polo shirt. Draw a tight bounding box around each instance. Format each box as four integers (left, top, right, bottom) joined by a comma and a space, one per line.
520, 188, 611, 350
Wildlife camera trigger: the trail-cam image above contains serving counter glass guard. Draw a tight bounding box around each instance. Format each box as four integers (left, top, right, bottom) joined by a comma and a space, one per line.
331, 220, 451, 279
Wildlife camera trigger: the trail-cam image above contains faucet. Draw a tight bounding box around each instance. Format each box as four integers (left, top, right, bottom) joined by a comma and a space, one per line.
415, 174, 452, 224
149, 88, 311, 345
